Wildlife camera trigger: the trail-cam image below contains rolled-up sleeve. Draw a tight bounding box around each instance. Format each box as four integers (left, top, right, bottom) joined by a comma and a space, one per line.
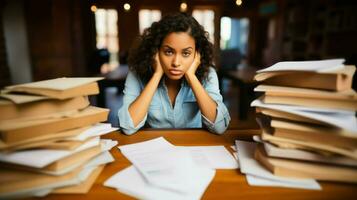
201, 68, 231, 134
118, 71, 147, 135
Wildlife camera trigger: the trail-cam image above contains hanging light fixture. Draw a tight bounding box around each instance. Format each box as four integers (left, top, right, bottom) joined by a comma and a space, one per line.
236, 0, 242, 6
90, 5, 97, 12
180, 1, 188, 12
123, 3, 131, 12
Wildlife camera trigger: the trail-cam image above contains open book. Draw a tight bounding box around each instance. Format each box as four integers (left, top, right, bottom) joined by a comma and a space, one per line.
2, 77, 103, 99
255, 59, 355, 91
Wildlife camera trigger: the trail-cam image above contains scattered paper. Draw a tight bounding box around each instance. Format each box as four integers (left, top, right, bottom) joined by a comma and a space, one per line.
235, 140, 321, 190
104, 165, 215, 200
178, 146, 238, 169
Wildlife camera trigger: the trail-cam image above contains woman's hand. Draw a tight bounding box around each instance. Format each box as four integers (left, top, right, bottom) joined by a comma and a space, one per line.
153, 52, 164, 77
185, 51, 201, 78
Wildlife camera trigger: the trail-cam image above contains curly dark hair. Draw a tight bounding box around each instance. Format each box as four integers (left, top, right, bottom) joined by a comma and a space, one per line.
128, 12, 214, 83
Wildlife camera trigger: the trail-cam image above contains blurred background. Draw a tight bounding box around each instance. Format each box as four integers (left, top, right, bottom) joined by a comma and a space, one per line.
1, 0, 356, 129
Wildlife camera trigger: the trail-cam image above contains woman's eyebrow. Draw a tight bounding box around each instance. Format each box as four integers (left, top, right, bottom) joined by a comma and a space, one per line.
182, 47, 193, 51
162, 45, 193, 51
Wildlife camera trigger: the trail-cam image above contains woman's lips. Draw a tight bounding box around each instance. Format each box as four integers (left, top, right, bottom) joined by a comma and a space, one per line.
168, 69, 183, 75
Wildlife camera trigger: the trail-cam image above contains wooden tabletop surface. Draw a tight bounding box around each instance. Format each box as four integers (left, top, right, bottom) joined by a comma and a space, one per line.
28, 129, 357, 200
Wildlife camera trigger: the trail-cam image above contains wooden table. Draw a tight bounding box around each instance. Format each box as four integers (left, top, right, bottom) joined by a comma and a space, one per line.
32, 129, 357, 199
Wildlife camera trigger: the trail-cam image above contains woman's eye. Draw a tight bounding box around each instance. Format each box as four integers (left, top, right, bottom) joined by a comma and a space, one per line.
164, 50, 173, 55
182, 52, 191, 57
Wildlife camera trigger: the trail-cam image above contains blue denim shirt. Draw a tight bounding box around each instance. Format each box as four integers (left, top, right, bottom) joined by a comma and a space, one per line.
118, 67, 231, 135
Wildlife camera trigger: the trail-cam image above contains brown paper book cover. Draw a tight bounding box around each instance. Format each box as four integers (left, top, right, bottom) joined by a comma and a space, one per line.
254, 65, 355, 91
0, 95, 90, 121
3, 77, 103, 99
255, 145, 357, 183
0, 106, 109, 143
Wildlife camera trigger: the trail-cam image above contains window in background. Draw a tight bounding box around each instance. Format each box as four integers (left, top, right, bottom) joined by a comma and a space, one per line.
139, 9, 161, 34
220, 17, 249, 55
192, 9, 215, 44
95, 9, 119, 72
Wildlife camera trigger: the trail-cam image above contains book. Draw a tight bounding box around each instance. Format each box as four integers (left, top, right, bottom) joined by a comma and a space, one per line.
255, 85, 357, 100
51, 165, 104, 194
251, 98, 357, 133
0, 106, 109, 143
257, 59, 346, 73
261, 131, 357, 159
1, 137, 94, 152
255, 63, 355, 91
0, 145, 102, 174
257, 107, 326, 125
261, 94, 357, 111
3, 77, 103, 99
256, 138, 357, 167
255, 145, 357, 183
0, 126, 91, 148
0, 166, 82, 195
271, 119, 357, 150
0, 95, 90, 121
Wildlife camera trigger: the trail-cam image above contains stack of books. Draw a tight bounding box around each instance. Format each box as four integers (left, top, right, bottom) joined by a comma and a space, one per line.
0, 78, 118, 199
250, 59, 357, 183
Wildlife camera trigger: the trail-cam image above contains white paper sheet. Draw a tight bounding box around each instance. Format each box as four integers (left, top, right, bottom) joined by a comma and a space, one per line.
246, 175, 321, 190
104, 165, 215, 200
0, 137, 100, 168
118, 137, 212, 193
65, 123, 118, 141
100, 139, 118, 151
257, 59, 345, 73
235, 140, 321, 190
178, 146, 239, 169
251, 99, 357, 133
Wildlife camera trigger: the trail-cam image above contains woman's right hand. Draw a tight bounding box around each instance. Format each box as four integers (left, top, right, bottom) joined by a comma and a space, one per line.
153, 52, 164, 77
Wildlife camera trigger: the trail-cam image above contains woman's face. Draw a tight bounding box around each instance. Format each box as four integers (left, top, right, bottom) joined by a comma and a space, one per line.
159, 32, 196, 80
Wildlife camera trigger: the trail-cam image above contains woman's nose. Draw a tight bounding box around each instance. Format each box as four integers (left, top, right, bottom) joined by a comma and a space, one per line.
172, 55, 181, 68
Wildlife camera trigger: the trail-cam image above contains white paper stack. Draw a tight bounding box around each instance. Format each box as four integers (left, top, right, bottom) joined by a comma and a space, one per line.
104, 137, 238, 200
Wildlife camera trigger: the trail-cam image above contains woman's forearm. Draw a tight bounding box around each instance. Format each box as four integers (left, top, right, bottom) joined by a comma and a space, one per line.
128, 73, 162, 126
185, 73, 217, 122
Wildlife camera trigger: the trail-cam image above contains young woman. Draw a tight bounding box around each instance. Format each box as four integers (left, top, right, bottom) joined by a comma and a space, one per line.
118, 13, 230, 135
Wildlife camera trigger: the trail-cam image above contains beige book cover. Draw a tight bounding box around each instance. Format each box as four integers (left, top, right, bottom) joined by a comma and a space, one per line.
0, 145, 102, 174
0, 95, 90, 121
262, 94, 357, 111
0, 166, 82, 195
259, 140, 357, 167
255, 85, 357, 100
0, 126, 90, 148
52, 165, 104, 194
259, 107, 325, 125
255, 145, 357, 183
0, 106, 109, 143
270, 119, 357, 150
271, 118, 357, 138
1, 138, 92, 152
3, 77, 103, 99
261, 131, 357, 159
254, 65, 355, 91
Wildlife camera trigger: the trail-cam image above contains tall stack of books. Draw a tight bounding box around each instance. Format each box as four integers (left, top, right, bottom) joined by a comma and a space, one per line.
0, 78, 118, 199
250, 59, 357, 183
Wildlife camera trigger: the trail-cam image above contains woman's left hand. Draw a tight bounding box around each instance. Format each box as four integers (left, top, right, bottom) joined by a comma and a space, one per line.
185, 51, 201, 77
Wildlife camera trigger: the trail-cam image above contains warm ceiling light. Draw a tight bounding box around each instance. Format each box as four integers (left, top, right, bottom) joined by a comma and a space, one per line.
180, 2, 188, 12
124, 3, 131, 11
90, 5, 97, 12
236, 0, 242, 6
